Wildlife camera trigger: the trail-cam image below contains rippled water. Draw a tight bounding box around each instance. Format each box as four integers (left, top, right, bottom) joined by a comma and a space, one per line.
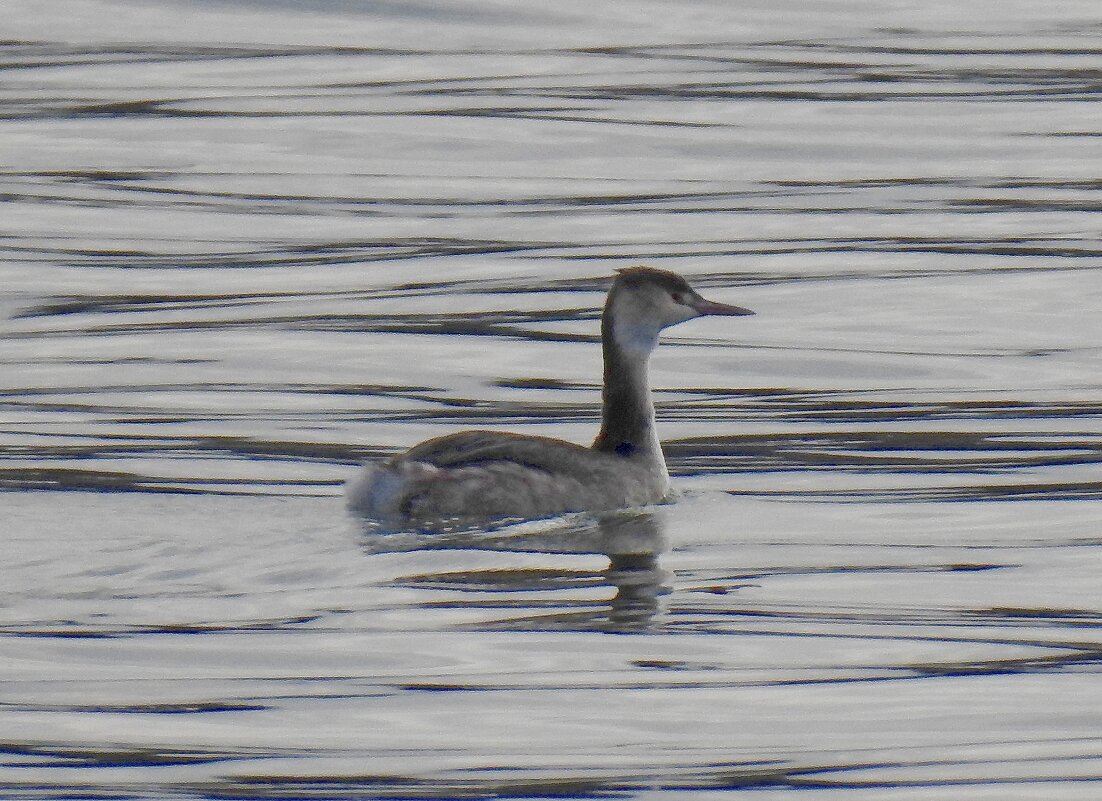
3, 1, 1102, 798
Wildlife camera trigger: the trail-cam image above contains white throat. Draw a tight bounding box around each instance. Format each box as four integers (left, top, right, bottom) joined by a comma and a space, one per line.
611, 317, 659, 358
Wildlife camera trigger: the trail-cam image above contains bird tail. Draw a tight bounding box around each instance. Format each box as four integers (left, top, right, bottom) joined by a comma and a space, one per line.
345, 460, 438, 520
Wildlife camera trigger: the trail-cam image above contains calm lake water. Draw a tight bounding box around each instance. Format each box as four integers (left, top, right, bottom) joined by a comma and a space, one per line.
3, 1, 1102, 798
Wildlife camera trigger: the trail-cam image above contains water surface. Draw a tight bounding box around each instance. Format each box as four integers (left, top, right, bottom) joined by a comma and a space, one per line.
2, 1, 1102, 798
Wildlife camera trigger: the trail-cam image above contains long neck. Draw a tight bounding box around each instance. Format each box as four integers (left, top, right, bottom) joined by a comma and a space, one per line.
592, 313, 661, 463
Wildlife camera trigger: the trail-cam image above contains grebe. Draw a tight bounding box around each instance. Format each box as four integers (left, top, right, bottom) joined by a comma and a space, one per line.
347, 266, 753, 529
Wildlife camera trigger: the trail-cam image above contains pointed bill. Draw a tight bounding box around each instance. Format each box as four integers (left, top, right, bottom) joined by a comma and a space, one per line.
691, 296, 754, 316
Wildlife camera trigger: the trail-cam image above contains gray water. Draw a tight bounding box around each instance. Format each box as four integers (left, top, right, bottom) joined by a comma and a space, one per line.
3, 0, 1102, 798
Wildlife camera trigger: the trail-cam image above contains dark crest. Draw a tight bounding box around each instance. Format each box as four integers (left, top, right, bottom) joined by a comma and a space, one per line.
613, 265, 694, 295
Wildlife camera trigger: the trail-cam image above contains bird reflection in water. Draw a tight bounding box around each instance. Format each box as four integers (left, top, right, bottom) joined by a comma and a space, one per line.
357, 509, 671, 632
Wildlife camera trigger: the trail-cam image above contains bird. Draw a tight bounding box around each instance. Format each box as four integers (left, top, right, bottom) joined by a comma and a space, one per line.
347, 266, 753, 530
